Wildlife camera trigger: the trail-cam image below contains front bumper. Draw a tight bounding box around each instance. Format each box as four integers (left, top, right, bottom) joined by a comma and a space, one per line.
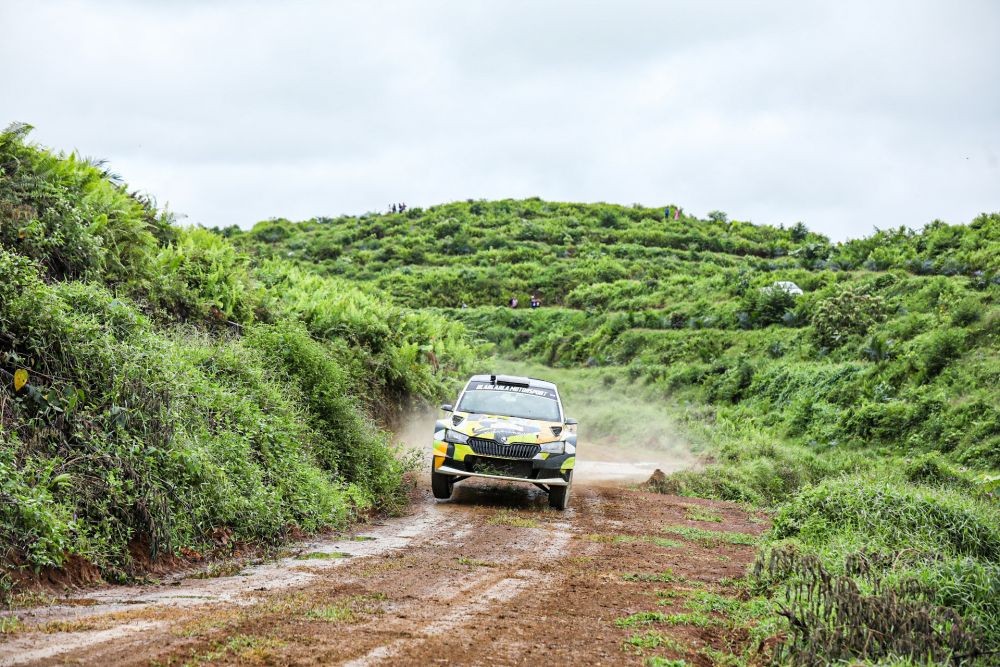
435, 464, 570, 486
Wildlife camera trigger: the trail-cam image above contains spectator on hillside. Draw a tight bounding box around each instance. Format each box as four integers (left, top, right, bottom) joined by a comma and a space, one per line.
664, 207, 671, 220
530, 294, 541, 309
509, 296, 518, 309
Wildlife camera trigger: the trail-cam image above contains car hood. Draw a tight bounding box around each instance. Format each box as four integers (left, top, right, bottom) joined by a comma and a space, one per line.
450, 412, 564, 444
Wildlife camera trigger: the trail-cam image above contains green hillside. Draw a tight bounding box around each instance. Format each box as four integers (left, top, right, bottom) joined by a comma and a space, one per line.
235, 200, 999, 470
0, 125, 473, 584
237, 200, 1000, 662
3, 121, 998, 663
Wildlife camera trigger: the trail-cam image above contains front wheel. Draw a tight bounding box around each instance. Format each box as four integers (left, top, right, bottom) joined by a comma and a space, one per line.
548, 472, 573, 510
431, 469, 453, 500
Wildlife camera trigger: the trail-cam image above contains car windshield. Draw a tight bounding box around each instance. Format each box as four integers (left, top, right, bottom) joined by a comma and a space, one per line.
457, 387, 561, 422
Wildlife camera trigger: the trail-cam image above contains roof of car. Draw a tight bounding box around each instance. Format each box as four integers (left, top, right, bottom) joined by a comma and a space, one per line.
467, 374, 558, 391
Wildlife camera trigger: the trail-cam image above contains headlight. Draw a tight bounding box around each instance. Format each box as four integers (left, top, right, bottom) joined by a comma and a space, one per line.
443, 430, 469, 444
540, 441, 565, 454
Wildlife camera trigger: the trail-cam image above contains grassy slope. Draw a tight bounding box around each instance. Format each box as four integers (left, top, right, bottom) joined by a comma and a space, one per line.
0, 125, 474, 590
236, 200, 1000, 664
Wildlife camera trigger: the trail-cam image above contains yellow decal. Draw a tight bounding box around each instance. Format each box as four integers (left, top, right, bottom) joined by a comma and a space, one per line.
433, 455, 445, 470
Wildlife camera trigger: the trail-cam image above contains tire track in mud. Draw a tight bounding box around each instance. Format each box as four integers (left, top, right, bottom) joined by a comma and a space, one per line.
343, 576, 538, 667
1, 480, 767, 666
342, 483, 578, 666
0, 622, 164, 666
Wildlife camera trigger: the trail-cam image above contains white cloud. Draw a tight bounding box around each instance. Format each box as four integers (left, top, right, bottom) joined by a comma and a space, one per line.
2, 0, 997, 239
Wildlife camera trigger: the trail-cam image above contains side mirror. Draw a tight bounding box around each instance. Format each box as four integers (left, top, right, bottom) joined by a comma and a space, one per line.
564, 417, 578, 425
441, 404, 454, 412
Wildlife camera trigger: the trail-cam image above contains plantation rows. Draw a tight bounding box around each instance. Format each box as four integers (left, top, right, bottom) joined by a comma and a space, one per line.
239, 199, 1000, 663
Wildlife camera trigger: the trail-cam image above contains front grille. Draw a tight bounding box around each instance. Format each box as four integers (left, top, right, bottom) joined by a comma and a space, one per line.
467, 437, 540, 459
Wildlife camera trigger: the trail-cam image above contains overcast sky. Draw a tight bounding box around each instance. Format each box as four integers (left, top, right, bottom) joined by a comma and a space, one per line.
2, 0, 998, 240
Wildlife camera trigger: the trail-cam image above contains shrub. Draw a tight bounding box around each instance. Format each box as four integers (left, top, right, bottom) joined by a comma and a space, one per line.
149, 226, 261, 323
0, 265, 355, 575
741, 285, 798, 328
811, 285, 886, 349
951, 297, 981, 326
912, 327, 965, 381
861, 334, 895, 362
0, 123, 159, 284
903, 453, 971, 488
771, 476, 1000, 560
704, 358, 755, 403
245, 322, 404, 507
0, 136, 473, 585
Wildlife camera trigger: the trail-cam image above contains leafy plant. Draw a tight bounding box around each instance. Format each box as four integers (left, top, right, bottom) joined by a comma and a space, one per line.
811, 285, 886, 349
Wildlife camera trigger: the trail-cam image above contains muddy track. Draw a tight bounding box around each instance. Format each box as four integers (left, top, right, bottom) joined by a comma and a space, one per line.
1, 479, 766, 666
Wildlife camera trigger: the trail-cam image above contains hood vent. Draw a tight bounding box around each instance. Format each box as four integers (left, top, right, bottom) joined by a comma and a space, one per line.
551, 426, 563, 437
452, 414, 465, 427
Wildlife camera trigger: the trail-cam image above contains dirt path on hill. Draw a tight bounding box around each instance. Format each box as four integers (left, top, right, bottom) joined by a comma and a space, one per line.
0, 476, 767, 667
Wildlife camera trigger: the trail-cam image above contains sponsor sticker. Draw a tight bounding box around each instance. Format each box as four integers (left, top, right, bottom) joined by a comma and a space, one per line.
472, 383, 557, 400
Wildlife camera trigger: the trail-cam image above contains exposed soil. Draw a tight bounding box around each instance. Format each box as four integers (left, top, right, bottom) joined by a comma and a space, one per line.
0, 476, 766, 666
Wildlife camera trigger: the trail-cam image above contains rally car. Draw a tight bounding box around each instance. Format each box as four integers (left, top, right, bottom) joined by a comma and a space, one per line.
431, 374, 577, 509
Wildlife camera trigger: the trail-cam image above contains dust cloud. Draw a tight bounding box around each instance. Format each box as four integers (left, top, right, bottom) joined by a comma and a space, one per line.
568, 394, 699, 484
392, 404, 440, 455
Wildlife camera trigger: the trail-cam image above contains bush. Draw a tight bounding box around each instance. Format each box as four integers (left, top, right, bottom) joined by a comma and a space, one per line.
951, 297, 982, 326
0, 123, 160, 284
757, 547, 985, 665
811, 285, 886, 348
245, 322, 404, 507
741, 285, 798, 327
149, 227, 261, 323
0, 134, 473, 585
0, 264, 355, 575
903, 452, 971, 488
912, 327, 965, 381
771, 476, 1000, 560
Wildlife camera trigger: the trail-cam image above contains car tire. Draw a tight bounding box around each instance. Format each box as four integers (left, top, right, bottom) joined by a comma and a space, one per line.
548, 472, 572, 510
431, 469, 453, 500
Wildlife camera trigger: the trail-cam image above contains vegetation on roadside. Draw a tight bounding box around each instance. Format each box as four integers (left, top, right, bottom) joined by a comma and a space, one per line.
0, 125, 473, 591
239, 198, 999, 664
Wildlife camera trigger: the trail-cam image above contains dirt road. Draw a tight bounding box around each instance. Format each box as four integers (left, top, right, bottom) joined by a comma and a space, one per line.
1, 477, 766, 666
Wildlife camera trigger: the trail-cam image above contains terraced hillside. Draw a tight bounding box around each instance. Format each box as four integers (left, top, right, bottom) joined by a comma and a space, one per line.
236, 200, 1000, 663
